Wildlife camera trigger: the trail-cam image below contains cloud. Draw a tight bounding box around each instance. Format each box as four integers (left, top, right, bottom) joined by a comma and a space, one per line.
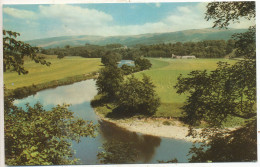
155, 3, 161, 8
3, 7, 38, 20
39, 5, 113, 26
177, 6, 192, 13
37, 4, 114, 37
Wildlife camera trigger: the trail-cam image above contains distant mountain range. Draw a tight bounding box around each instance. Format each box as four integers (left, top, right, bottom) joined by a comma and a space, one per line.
26, 28, 246, 48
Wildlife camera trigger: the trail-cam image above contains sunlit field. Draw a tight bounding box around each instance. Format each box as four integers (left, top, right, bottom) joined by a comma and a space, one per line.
135, 58, 237, 118
4, 56, 102, 89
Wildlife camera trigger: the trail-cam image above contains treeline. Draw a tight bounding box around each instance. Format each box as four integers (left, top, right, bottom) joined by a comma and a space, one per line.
40, 39, 236, 59
139, 40, 235, 58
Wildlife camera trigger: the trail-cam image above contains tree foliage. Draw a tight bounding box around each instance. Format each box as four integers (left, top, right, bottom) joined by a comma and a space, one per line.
175, 60, 256, 127
134, 58, 152, 71
174, 1, 256, 162
188, 119, 257, 162
205, 1, 255, 28
101, 52, 122, 66
96, 65, 123, 98
4, 98, 97, 165
117, 75, 160, 115
3, 30, 50, 75
139, 40, 235, 58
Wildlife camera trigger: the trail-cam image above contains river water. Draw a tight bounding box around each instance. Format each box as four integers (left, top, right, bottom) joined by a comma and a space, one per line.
14, 79, 193, 164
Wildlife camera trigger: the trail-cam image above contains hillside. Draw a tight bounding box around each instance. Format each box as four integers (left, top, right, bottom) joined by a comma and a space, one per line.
26, 28, 246, 48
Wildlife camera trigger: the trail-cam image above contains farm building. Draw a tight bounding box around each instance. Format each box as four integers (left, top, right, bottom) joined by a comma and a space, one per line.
172, 54, 196, 59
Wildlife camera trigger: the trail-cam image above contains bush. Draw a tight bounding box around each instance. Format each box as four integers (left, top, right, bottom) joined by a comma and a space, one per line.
117, 74, 160, 116
134, 58, 152, 71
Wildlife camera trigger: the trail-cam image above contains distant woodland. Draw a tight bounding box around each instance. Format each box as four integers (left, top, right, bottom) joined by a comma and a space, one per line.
41, 39, 236, 59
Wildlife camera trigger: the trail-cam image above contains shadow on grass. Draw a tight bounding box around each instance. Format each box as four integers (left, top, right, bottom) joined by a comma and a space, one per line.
90, 94, 111, 108
91, 94, 152, 120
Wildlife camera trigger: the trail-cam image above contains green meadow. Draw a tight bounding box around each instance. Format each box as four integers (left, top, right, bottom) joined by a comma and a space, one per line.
134, 58, 237, 118
4, 56, 102, 90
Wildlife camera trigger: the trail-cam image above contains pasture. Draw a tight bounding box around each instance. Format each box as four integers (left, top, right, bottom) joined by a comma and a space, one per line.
4, 56, 102, 89
135, 58, 237, 118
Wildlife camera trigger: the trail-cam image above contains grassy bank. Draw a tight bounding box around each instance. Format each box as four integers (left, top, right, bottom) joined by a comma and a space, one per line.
4, 56, 102, 98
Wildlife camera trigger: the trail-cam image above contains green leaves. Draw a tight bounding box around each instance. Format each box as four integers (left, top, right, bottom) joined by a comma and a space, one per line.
96, 65, 123, 98
3, 30, 51, 75
117, 74, 160, 116
175, 59, 256, 127
134, 58, 152, 71
4, 100, 97, 165
101, 51, 122, 66
205, 2, 255, 28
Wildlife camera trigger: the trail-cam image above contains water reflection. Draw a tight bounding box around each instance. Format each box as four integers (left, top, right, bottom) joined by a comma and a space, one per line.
99, 120, 161, 163
14, 79, 97, 106
118, 60, 135, 67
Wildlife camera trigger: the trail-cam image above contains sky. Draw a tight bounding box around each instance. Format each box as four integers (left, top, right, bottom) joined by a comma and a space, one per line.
3, 2, 255, 41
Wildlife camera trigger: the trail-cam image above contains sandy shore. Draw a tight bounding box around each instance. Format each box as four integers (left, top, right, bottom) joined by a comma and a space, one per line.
95, 112, 202, 142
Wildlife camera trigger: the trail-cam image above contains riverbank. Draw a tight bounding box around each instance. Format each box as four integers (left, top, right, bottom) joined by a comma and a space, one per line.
95, 111, 202, 142
5, 72, 99, 99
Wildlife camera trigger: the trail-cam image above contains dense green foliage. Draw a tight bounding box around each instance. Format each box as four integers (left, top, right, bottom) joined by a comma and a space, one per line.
3, 30, 50, 75
117, 75, 160, 116
174, 1, 256, 162
96, 65, 123, 98
4, 99, 97, 165
175, 60, 256, 127
134, 58, 152, 71
188, 120, 257, 162
139, 40, 235, 58
101, 52, 122, 66
95, 59, 160, 117
41, 44, 105, 58
120, 64, 136, 75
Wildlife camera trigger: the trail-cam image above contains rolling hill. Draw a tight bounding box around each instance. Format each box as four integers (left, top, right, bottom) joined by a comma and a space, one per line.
26, 28, 246, 48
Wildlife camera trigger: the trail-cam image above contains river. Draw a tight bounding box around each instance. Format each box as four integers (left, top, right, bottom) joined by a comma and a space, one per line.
14, 79, 193, 164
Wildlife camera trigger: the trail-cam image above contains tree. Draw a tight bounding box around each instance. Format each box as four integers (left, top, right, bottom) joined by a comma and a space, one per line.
101, 52, 122, 66
174, 1, 256, 162
3, 30, 50, 75
57, 51, 66, 59
4, 100, 97, 165
96, 65, 123, 98
134, 58, 152, 71
117, 75, 160, 116
175, 60, 256, 127
120, 64, 135, 75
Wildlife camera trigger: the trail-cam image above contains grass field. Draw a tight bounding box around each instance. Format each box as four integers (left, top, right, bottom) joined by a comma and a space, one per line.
4, 56, 102, 90
134, 58, 237, 118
